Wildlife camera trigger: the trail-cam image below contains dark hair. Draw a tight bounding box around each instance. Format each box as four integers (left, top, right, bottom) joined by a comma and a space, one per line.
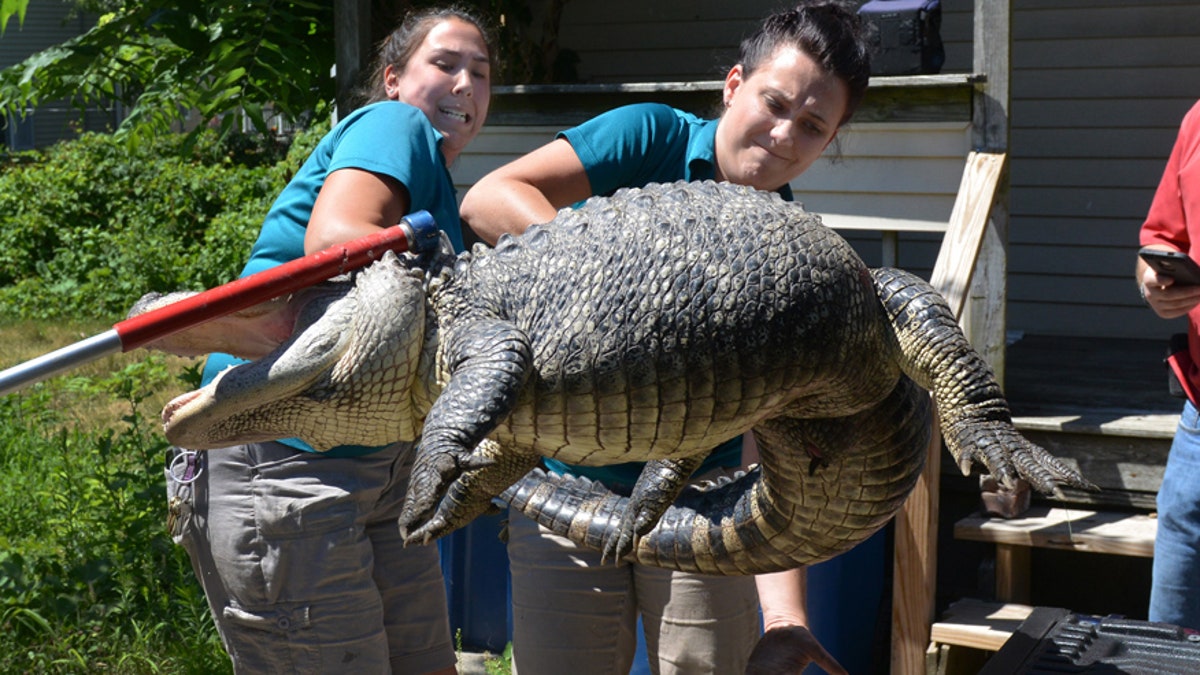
738, 1, 871, 125
357, 5, 497, 106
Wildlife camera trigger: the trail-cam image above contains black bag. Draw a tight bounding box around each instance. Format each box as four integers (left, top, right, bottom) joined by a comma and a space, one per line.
858, 0, 945, 76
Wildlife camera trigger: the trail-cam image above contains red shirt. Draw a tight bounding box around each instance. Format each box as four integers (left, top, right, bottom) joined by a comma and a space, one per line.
1141, 100, 1200, 399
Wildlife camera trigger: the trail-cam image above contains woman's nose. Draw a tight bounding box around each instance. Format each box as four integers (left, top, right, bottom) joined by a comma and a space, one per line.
453, 70, 472, 96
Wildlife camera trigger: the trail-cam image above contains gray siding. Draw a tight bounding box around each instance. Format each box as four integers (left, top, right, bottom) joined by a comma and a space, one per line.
1006, 0, 1200, 339
1, 3, 110, 149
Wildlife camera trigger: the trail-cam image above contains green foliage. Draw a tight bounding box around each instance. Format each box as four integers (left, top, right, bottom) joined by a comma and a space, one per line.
485, 642, 515, 674
1, 0, 580, 148
0, 0, 334, 146
0, 0, 28, 35
0, 358, 230, 673
0, 120, 326, 322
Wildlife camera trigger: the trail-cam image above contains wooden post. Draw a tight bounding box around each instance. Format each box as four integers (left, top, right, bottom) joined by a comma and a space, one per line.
891, 1, 1012, 671
891, 152, 1007, 675
333, 0, 372, 120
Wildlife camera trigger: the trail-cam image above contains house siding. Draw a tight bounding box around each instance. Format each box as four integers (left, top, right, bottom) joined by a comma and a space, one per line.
1, 3, 110, 149
1007, 0, 1200, 339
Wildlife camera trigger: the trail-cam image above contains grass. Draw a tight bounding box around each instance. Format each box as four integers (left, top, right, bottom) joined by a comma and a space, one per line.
0, 319, 227, 673
0, 318, 201, 422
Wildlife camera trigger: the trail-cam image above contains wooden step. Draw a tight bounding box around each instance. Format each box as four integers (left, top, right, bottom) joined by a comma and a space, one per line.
1001, 334, 1178, 510
953, 505, 1156, 604
930, 598, 1034, 651
954, 506, 1156, 558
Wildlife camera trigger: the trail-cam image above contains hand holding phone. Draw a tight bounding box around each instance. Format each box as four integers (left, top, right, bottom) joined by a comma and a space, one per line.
1139, 247, 1200, 286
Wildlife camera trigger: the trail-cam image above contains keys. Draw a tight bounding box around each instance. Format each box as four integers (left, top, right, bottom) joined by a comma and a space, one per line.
166, 449, 202, 538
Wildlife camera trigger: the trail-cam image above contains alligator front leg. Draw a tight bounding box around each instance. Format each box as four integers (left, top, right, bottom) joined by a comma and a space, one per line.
604, 454, 707, 562
398, 317, 533, 539
403, 439, 540, 544
870, 267, 1095, 495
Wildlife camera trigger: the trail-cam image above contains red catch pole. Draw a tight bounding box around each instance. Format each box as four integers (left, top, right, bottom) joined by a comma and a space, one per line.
0, 211, 439, 396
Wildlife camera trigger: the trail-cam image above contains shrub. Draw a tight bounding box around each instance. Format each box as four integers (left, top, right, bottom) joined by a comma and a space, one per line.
0, 122, 327, 322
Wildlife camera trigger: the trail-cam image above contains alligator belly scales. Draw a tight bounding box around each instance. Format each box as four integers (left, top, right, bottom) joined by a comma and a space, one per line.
141, 180, 1092, 575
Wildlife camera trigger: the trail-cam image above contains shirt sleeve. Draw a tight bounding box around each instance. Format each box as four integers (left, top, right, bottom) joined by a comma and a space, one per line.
559, 103, 688, 196
1141, 100, 1200, 253
328, 103, 443, 206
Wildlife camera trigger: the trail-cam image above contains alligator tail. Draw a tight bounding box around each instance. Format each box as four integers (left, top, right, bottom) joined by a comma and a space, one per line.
502, 467, 809, 574
502, 375, 934, 575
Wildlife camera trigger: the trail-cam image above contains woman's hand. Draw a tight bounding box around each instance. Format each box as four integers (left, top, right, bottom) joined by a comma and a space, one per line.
746, 624, 848, 675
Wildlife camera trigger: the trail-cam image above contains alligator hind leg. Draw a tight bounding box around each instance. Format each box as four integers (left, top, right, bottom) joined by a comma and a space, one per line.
871, 267, 1094, 495
604, 454, 707, 562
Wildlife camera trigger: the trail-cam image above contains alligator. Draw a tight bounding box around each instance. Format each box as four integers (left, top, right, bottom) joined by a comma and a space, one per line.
140, 180, 1092, 574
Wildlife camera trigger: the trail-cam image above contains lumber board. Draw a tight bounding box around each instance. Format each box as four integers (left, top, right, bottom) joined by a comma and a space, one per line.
929, 152, 1008, 317
930, 599, 1034, 651
954, 506, 1156, 558
893, 149, 1008, 675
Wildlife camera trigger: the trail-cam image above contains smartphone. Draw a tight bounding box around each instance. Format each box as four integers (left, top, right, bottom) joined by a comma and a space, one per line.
1140, 247, 1200, 286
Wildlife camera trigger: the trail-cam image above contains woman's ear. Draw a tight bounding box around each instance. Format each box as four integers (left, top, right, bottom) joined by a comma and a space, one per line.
383, 64, 402, 100
723, 64, 744, 107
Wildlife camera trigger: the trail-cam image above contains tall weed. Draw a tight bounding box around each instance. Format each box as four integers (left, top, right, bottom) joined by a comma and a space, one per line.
0, 120, 327, 322
0, 357, 229, 673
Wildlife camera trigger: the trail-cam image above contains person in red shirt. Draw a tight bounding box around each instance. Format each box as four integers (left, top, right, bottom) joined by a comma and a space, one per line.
1137, 99, 1200, 630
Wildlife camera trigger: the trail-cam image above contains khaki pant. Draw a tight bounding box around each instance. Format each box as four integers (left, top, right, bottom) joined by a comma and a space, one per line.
166, 441, 455, 674
506, 499, 761, 675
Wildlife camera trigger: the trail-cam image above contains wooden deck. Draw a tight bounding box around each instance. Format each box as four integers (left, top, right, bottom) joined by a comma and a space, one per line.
1004, 333, 1179, 437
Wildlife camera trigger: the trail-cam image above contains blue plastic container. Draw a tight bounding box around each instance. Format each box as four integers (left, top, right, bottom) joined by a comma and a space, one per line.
439, 512, 513, 652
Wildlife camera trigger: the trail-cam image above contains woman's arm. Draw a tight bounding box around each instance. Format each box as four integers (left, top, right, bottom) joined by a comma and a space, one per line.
460, 138, 593, 244
305, 168, 411, 254
743, 432, 847, 674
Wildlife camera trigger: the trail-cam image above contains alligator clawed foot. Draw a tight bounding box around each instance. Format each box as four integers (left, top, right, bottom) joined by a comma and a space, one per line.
953, 421, 1097, 497
398, 444, 499, 539
601, 502, 666, 563
601, 513, 639, 563
402, 516, 445, 546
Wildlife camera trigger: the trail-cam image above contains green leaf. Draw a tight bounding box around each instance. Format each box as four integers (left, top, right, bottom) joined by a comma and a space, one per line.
0, 0, 29, 37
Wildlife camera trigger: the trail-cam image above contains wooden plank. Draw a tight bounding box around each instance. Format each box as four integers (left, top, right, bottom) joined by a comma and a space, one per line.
894, 4, 1013, 670
930, 599, 1034, 651
929, 152, 1007, 318
892, 415, 943, 675
995, 544, 1031, 603
487, 78, 976, 126
1012, 414, 1178, 440
953, 506, 1157, 558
